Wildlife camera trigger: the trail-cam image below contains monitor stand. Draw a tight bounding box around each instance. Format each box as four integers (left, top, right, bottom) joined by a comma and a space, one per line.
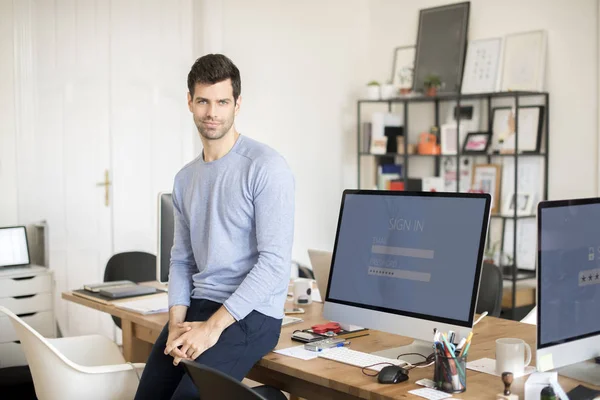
371, 339, 435, 365
557, 360, 600, 386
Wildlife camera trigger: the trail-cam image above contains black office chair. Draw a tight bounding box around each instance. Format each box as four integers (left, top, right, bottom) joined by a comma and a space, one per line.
103, 251, 157, 329
182, 360, 287, 400
476, 262, 503, 317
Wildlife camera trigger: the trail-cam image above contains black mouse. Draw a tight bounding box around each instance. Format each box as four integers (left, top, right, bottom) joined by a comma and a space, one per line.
377, 365, 409, 384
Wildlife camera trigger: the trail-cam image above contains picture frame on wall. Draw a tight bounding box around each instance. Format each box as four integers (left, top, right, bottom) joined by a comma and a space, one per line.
503, 192, 535, 216
462, 132, 491, 154
412, 2, 470, 94
440, 123, 468, 155
391, 45, 416, 89
501, 30, 547, 92
491, 106, 544, 153
461, 37, 502, 94
472, 164, 502, 214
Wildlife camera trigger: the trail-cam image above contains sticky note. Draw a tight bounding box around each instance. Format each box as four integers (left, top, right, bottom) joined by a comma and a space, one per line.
538, 354, 554, 372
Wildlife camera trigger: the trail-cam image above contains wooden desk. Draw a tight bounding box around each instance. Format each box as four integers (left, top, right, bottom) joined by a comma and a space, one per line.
62, 291, 596, 399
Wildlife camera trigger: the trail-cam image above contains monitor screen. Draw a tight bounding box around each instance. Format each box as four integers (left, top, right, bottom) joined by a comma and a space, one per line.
538, 200, 600, 348
0, 226, 30, 267
157, 193, 174, 283
327, 191, 489, 327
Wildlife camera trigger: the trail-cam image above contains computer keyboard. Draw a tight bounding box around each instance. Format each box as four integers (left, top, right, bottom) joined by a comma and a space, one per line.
317, 347, 406, 372
408, 388, 452, 399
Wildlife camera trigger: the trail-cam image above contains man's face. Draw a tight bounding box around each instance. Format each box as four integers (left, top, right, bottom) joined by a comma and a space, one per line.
187, 79, 240, 141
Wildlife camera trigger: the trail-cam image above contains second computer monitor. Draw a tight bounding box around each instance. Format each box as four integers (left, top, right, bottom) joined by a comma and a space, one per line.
323, 190, 491, 352
157, 192, 174, 284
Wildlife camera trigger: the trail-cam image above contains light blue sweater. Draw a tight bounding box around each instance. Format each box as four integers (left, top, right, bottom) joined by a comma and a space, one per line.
168, 135, 295, 321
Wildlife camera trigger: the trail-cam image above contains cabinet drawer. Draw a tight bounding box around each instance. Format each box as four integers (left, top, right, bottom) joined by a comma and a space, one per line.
0, 273, 51, 298
0, 311, 54, 343
0, 293, 52, 314
0, 342, 28, 368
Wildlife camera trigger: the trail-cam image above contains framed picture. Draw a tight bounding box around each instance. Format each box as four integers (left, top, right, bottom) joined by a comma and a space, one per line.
472, 164, 502, 213
503, 192, 534, 216
440, 123, 468, 155
445, 100, 480, 133
491, 106, 544, 153
501, 30, 547, 92
461, 37, 502, 94
462, 132, 491, 154
391, 45, 416, 89
412, 2, 470, 94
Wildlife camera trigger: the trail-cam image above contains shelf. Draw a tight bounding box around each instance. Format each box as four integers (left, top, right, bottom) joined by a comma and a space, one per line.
501, 267, 536, 281
358, 152, 546, 158
358, 90, 548, 104
491, 214, 536, 220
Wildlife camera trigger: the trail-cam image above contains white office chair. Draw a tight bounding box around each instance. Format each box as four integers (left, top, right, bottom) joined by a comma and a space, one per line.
521, 306, 537, 325
0, 306, 144, 400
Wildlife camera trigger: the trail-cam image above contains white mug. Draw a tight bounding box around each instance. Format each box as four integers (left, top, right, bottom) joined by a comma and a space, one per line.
495, 338, 532, 376
293, 278, 313, 305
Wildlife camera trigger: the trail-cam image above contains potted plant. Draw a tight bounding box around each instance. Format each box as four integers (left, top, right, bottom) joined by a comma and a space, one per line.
380, 80, 396, 100
366, 80, 381, 100
399, 66, 413, 95
423, 74, 442, 97
484, 242, 500, 264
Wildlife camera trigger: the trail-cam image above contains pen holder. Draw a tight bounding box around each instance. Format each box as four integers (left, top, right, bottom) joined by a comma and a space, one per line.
433, 353, 467, 394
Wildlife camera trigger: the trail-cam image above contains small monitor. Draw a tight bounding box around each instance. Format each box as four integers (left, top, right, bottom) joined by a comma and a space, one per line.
537, 198, 600, 385
0, 226, 30, 268
323, 190, 490, 362
157, 192, 174, 284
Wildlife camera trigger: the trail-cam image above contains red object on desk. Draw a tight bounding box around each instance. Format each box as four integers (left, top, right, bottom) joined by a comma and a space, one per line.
311, 322, 341, 334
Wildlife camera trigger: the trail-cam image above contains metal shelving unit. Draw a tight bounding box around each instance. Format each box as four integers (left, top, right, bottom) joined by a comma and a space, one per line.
356, 91, 549, 318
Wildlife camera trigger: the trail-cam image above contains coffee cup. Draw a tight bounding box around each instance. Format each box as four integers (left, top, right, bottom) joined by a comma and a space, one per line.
495, 338, 532, 376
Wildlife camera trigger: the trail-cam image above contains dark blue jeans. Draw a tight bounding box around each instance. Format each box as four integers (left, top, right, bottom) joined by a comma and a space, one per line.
134, 299, 281, 400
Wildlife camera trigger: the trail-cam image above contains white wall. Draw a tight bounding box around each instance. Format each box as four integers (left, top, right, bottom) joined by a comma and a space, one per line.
368, 0, 598, 200
213, 0, 371, 265
0, 0, 18, 225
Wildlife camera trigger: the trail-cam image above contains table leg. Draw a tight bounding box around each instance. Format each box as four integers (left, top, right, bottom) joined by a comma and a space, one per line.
122, 319, 153, 363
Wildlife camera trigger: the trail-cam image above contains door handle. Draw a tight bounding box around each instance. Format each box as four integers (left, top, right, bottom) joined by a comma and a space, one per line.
96, 169, 112, 207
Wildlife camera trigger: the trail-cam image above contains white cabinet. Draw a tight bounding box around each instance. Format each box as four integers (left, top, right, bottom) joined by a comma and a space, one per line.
0, 266, 55, 368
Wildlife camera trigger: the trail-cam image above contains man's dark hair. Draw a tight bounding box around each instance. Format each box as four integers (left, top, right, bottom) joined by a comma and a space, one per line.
187, 54, 241, 103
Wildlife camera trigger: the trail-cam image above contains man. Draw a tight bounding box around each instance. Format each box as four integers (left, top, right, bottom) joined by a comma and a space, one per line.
134, 54, 295, 400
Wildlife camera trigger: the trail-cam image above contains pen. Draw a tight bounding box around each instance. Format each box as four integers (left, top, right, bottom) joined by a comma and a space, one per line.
459, 332, 473, 357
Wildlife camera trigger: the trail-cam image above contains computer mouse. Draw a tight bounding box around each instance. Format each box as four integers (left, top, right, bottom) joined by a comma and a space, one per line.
377, 365, 409, 384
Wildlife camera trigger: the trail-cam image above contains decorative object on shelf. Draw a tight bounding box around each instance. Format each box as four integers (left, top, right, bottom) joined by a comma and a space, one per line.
413, 2, 470, 94
381, 81, 396, 100
391, 45, 415, 94
396, 138, 417, 155
503, 192, 534, 217
472, 164, 502, 214
501, 30, 547, 92
462, 132, 492, 154
491, 106, 544, 153
423, 74, 442, 97
366, 81, 381, 100
503, 219, 536, 271
446, 101, 481, 132
440, 122, 468, 155
462, 37, 502, 94
422, 176, 445, 192
384, 126, 403, 153
442, 156, 472, 192
370, 136, 388, 155
418, 132, 440, 155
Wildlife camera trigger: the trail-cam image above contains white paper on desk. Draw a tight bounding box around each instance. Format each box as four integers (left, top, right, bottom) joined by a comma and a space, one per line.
408, 388, 453, 399
113, 294, 168, 315
524, 372, 568, 400
466, 358, 536, 378
274, 345, 319, 361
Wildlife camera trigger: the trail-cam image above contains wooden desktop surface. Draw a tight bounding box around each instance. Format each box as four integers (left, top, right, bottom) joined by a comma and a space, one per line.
62, 289, 596, 400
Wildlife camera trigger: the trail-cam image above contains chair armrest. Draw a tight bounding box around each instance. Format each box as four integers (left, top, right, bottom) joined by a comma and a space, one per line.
76, 362, 145, 375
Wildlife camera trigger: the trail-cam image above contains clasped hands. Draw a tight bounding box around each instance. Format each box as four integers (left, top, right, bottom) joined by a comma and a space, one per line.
164, 321, 222, 366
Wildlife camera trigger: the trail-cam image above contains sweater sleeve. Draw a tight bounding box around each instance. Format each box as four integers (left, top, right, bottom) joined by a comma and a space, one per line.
167, 182, 197, 308
223, 156, 295, 320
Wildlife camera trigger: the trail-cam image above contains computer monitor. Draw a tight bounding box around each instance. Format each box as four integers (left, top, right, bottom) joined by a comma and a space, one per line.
323, 190, 491, 362
157, 192, 174, 284
0, 226, 30, 268
537, 198, 600, 386
307, 249, 333, 300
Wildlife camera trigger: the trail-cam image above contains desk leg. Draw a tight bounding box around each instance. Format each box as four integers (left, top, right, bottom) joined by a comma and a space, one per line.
122, 320, 153, 363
